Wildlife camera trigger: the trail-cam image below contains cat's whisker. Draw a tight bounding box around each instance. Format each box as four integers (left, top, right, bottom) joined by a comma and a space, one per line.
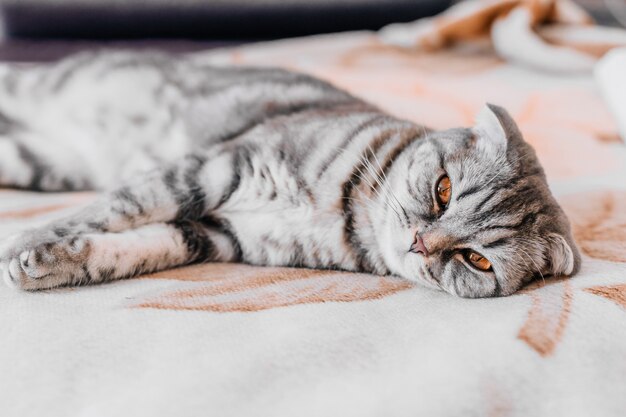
359, 160, 399, 213
353, 156, 404, 220
356, 170, 403, 220
332, 138, 410, 223
334, 141, 405, 221
514, 237, 546, 284
366, 144, 410, 223
420, 125, 429, 140
352, 149, 404, 218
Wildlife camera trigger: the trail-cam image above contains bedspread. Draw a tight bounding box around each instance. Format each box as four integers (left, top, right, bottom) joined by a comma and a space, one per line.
1, 32, 625, 417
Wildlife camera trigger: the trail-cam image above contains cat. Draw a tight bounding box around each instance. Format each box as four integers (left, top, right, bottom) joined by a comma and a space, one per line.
0, 50, 580, 298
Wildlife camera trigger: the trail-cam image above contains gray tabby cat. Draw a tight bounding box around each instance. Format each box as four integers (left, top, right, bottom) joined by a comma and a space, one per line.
0, 51, 580, 298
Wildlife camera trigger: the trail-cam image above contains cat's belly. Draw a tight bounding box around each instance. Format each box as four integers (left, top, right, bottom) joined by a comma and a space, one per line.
222, 205, 351, 270
215, 145, 356, 270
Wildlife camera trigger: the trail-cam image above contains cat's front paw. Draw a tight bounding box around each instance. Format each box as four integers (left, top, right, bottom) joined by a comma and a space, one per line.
0, 228, 61, 264
2, 236, 92, 290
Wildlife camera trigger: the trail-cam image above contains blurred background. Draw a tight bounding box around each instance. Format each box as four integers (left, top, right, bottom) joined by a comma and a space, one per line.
0, 0, 623, 62
0, 0, 451, 61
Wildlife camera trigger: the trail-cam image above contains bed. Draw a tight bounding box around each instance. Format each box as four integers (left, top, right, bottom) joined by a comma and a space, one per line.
0, 31, 625, 417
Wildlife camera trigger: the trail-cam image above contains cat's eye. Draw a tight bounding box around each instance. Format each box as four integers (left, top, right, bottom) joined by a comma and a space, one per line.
435, 175, 452, 208
465, 251, 492, 272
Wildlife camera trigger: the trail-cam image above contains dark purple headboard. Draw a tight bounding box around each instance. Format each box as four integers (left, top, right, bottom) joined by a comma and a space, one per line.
1, 0, 452, 39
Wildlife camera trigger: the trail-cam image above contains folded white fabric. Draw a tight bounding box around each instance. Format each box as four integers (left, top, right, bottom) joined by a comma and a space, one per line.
380, 0, 626, 73
595, 47, 626, 141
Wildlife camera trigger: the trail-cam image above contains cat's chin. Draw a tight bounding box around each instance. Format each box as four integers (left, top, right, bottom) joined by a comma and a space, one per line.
418, 272, 443, 291
392, 254, 440, 292
410, 274, 442, 292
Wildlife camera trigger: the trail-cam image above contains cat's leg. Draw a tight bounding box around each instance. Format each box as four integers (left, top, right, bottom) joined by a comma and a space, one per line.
0, 63, 96, 191
0, 135, 35, 189
0, 132, 95, 191
3, 219, 239, 290
0, 148, 238, 266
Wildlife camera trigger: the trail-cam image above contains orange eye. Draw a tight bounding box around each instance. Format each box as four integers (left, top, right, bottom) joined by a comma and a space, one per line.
436, 175, 452, 207
466, 251, 493, 271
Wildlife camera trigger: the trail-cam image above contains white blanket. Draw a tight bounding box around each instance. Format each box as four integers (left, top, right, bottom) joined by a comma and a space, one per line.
1, 32, 626, 417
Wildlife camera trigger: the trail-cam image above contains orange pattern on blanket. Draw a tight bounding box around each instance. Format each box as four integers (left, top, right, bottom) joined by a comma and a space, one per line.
0, 190, 96, 221
517, 279, 626, 356
585, 285, 626, 310
518, 279, 573, 356
0, 193, 95, 219
135, 263, 414, 312
0, 203, 78, 219
337, 40, 504, 76
560, 191, 626, 263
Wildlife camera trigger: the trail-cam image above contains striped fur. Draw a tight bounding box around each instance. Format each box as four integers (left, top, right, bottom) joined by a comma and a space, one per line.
0, 51, 580, 297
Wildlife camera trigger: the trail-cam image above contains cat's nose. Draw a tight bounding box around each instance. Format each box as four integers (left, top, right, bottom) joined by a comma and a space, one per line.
409, 233, 429, 257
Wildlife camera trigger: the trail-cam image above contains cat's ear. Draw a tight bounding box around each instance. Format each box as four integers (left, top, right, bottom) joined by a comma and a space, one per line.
545, 233, 581, 277
472, 103, 523, 156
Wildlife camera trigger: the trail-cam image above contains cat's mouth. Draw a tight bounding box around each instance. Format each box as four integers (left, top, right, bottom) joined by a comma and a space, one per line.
405, 232, 438, 285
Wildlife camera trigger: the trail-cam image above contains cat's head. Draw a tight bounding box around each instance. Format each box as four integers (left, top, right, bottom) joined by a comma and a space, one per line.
380, 104, 580, 297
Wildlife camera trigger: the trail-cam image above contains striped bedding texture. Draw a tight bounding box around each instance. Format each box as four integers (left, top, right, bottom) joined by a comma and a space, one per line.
1, 31, 625, 417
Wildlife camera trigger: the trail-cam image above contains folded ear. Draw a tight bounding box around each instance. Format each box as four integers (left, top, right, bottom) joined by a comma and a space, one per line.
472, 103, 523, 156
545, 233, 581, 277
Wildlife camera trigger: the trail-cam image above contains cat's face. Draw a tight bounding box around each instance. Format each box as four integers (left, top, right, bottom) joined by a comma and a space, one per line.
379, 104, 580, 297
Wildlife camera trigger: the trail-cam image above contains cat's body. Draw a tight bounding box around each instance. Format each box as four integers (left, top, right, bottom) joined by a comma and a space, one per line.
0, 51, 580, 297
